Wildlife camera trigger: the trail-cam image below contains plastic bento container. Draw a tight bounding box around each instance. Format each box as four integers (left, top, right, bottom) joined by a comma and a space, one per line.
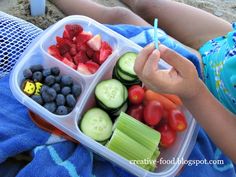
10, 15, 199, 177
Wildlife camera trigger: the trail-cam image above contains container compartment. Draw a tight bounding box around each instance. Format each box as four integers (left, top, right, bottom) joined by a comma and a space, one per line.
40, 16, 119, 77
74, 45, 199, 176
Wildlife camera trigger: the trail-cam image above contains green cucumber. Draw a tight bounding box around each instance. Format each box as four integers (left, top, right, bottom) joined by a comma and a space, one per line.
118, 52, 138, 77
80, 108, 113, 141
95, 79, 126, 109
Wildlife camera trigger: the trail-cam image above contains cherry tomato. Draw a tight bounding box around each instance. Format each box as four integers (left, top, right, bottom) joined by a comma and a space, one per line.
168, 109, 187, 132
143, 100, 163, 126
128, 85, 145, 105
156, 123, 176, 148
127, 104, 144, 121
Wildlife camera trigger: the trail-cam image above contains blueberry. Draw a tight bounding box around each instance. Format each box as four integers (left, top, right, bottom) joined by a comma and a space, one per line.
52, 83, 61, 93
41, 85, 49, 93
61, 75, 73, 86
56, 106, 68, 115
45, 75, 56, 86
42, 68, 51, 77
23, 68, 33, 79
30, 64, 43, 72
55, 75, 62, 83
72, 84, 82, 98
33, 71, 43, 82
51, 67, 60, 76
41, 88, 57, 102
66, 94, 76, 108
61, 86, 71, 96
31, 95, 43, 105
44, 102, 56, 113
56, 94, 65, 106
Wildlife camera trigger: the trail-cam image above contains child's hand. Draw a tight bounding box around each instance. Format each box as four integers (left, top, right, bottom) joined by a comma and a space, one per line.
134, 43, 204, 100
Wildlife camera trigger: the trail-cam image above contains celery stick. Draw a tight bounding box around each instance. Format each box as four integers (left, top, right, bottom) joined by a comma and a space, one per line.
115, 112, 161, 152
107, 129, 153, 169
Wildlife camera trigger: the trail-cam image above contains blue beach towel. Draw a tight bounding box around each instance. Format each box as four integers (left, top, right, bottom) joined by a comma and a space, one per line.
0, 13, 235, 177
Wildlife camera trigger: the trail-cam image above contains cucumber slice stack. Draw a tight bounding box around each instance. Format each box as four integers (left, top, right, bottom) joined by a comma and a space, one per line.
113, 52, 141, 87
95, 79, 128, 117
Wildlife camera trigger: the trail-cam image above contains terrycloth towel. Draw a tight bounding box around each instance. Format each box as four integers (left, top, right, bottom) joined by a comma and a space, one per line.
0, 14, 235, 177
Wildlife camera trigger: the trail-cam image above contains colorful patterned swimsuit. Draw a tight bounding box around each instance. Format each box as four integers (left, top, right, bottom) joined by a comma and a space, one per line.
199, 23, 236, 114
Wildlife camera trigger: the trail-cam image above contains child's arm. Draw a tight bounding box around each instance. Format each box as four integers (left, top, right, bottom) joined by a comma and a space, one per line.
134, 43, 236, 162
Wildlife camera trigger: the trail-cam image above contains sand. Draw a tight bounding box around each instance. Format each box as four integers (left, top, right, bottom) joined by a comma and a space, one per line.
0, 0, 235, 29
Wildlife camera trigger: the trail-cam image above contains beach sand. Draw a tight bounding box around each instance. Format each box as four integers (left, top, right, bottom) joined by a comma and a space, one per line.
0, 0, 235, 29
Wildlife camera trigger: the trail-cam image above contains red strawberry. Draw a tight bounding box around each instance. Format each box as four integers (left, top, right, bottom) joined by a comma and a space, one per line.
76, 31, 93, 46
62, 58, 76, 69
77, 63, 91, 75
48, 45, 63, 60
73, 50, 89, 65
93, 51, 100, 64
63, 52, 73, 62
86, 48, 95, 59
56, 36, 71, 55
87, 34, 101, 51
76, 43, 90, 52
64, 24, 83, 39
99, 41, 112, 64
85, 61, 100, 74
70, 47, 77, 56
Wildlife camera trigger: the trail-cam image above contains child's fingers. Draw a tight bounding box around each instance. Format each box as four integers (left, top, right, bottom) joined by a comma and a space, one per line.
159, 45, 193, 76
142, 49, 160, 77
134, 43, 155, 75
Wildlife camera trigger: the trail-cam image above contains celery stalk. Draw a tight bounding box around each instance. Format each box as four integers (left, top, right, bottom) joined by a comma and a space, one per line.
115, 112, 161, 152
107, 129, 153, 169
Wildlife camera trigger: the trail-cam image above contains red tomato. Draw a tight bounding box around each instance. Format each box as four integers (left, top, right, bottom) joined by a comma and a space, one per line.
143, 100, 163, 126
128, 85, 145, 105
127, 104, 144, 121
168, 109, 187, 132
156, 123, 176, 148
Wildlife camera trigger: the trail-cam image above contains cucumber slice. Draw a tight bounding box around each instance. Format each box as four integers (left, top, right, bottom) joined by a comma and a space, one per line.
112, 103, 128, 117
95, 79, 125, 109
118, 52, 138, 77
80, 108, 113, 141
117, 69, 137, 81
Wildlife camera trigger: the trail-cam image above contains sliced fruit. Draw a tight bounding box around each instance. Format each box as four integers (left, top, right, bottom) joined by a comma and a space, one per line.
73, 50, 89, 65
77, 63, 91, 75
62, 58, 76, 69
87, 34, 102, 51
48, 45, 63, 60
56, 36, 71, 55
64, 24, 83, 39
80, 108, 113, 141
63, 52, 73, 62
99, 41, 112, 64
85, 60, 100, 74
76, 31, 93, 46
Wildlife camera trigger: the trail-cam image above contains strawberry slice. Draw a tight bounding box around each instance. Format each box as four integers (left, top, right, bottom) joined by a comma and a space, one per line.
87, 34, 102, 51
93, 51, 100, 64
73, 50, 89, 65
56, 36, 71, 55
76, 31, 93, 46
86, 47, 95, 59
70, 46, 77, 56
99, 41, 112, 64
85, 60, 100, 74
77, 63, 91, 75
76, 43, 90, 52
48, 45, 63, 60
63, 52, 73, 62
62, 58, 77, 69
64, 24, 83, 40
